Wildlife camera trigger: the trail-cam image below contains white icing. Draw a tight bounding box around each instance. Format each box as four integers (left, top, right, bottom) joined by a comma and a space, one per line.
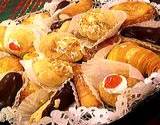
103, 74, 127, 94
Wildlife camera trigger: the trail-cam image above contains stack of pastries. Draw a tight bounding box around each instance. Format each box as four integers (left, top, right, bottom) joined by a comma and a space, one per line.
0, 0, 159, 124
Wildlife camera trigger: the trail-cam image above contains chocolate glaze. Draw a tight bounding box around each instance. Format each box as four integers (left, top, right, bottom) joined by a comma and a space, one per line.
120, 26, 160, 46
55, 0, 70, 11
50, 18, 72, 31
0, 72, 23, 110
42, 82, 75, 117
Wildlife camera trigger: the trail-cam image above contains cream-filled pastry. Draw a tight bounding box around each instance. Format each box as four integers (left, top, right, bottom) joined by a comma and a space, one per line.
99, 74, 139, 107
76, 9, 126, 42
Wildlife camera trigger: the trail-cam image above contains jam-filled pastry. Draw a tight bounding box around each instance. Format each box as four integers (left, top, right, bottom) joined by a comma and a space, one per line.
3, 25, 37, 57
98, 74, 139, 107
0, 72, 23, 110
60, 0, 93, 16
73, 65, 103, 107
111, 2, 156, 26
39, 32, 83, 62
0, 55, 23, 74
76, 9, 126, 41
107, 41, 160, 76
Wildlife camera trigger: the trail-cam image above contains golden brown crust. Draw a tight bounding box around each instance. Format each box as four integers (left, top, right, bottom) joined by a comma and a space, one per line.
107, 40, 160, 76
73, 64, 102, 107
33, 59, 73, 88
61, 0, 93, 16
0, 56, 23, 73
0, 26, 6, 51
111, 2, 156, 26
98, 76, 139, 107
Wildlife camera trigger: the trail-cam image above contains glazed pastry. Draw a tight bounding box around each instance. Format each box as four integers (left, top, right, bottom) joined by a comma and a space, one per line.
42, 81, 75, 117
0, 55, 23, 74
39, 32, 83, 62
3, 25, 36, 57
73, 65, 102, 107
111, 2, 156, 26
71, 9, 126, 42
98, 74, 139, 107
60, 0, 93, 16
0, 72, 23, 110
21, 12, 50, 25
107, 41, 160, 76
120, 26, 160, 51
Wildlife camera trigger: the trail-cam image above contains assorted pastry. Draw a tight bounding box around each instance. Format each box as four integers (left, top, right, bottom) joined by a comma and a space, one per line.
0, 0, 159, 124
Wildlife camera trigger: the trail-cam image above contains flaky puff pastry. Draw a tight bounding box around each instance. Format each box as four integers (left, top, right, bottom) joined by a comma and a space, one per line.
33, 59, 73, 88
111, 2, 156, 26
98, 75, 139, 107
107, 41, 160, 76
73, 65, 102, 107
40, 32, 83, 62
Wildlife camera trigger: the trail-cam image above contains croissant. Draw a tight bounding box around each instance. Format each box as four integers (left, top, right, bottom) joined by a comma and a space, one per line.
107, 40, 160, 76
73, 65, 102, 107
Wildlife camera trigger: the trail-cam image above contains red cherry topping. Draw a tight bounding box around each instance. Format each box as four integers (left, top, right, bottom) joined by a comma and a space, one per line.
9, 42, 21, 51
104, 75, 122, 89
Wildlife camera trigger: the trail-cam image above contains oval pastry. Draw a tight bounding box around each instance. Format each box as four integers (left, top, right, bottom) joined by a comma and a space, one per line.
111, 2, 156, 26
32, 59, 73, 88
98, 74, 139, 107
39, 32, 83, 62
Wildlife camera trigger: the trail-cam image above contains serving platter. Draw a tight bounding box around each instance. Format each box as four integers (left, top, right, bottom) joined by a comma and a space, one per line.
0, 0, 160, 125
